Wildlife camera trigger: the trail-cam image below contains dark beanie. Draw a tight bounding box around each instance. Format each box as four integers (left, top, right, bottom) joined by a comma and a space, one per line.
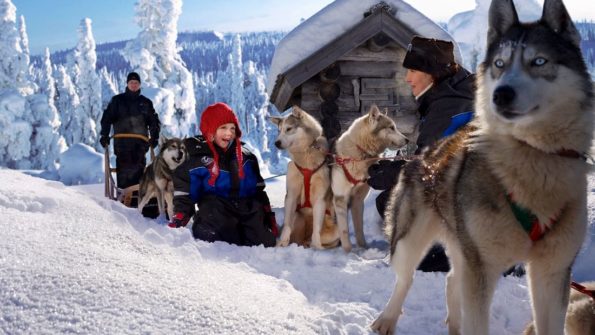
403, 36, 455, 77
127, 72, 141, 83
199, 102, 244, 186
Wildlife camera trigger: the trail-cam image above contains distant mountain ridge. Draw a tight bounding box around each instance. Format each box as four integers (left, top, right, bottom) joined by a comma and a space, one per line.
33, 21, 595, 83
33, 31, 285, 79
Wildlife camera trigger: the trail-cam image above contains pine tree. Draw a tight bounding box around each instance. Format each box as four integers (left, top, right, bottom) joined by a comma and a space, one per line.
0, 0, 27, 91
54, 65, 83, 147
72, 18, 102, 150
122, 0, 195, 137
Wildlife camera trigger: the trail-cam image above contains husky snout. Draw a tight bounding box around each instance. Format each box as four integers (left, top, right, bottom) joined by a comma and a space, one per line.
274, 139, 283, 149
492, 85, 516, 108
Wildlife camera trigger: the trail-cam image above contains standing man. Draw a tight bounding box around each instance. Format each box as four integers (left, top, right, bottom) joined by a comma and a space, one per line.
100, 72, 161, 190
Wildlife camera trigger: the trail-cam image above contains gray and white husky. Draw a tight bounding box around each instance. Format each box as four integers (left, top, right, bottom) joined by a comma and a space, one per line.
138, 135, 186, 219
270, 106, 340, 249
331, 104, 408, 252
371, 0, 594, 334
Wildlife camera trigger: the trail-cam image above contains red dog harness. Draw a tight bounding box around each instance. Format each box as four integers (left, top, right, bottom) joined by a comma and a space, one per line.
333, 144, 373, 186
571, 281, 595, 300
295, 160, 326, 210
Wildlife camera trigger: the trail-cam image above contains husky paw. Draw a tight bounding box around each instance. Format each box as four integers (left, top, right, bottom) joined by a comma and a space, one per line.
370, 314, 397, 335
309, 241, 323, 250
341, 241, 352, 253
276, 239, 289, 247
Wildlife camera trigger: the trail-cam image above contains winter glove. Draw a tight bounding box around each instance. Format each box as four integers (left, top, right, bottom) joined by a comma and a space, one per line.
367, 159, 406, 190
263, 205, 279, 237
149, 137, 159, 149
167, 212, 189, 228
100, 135, 110, 148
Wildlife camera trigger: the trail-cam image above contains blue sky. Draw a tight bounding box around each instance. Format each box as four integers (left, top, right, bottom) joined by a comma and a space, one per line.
13, 0, 595, 55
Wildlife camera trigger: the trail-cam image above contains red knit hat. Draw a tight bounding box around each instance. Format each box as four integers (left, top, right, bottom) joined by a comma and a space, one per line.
200, 102, 244, 186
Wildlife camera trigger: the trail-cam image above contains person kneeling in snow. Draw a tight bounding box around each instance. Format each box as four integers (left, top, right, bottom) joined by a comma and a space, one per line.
169, 102, 277, 247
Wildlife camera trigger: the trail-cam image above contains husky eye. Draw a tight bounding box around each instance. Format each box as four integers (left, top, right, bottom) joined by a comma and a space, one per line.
494, 59, 505, 68
285, 127, 292, 132
531, 57, 548, 67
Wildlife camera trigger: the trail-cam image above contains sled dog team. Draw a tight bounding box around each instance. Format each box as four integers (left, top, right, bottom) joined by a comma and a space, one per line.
108, 0, 593, 333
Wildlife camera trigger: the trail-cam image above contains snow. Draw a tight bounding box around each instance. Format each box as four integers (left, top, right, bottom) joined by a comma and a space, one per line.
1, 153, 594, 334
267, 0, 463, 97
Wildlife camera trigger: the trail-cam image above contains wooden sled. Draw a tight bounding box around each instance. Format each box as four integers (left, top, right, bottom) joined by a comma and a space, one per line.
104, 134, 154, 208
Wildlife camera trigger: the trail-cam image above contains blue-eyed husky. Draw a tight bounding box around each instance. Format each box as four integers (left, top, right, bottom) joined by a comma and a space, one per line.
372, 0, 593, 334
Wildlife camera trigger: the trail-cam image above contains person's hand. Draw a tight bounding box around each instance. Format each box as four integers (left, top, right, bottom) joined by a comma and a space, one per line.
99, 136, 110, 148
367, 159, 406, 190
168, 212, 189, 228
149, 137, 158, 148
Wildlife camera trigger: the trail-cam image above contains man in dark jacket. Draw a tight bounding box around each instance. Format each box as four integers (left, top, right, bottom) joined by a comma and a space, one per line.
368, 36, 475, 272
99, 72, 161, 189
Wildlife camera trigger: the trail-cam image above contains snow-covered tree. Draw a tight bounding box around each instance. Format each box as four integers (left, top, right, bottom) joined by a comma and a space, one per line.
54, 65, 83, 147
99, 66, 117, 110
229, 34, 246, 133
0, 90, 32, 168
71, 18, 102, 150
39, 48, 55, 99
28, 47, 66, 170
243, 61, 267, 149
122, 0, 195, 137
17, 15, 35, 94
0, 0, 30, 93
27, 91, 66, 170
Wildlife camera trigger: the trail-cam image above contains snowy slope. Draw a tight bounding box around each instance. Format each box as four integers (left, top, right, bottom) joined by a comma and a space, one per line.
2, 168, 594, 334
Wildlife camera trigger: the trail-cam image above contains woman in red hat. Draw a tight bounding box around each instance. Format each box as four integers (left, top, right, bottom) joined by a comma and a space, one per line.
168, 102, 277, 247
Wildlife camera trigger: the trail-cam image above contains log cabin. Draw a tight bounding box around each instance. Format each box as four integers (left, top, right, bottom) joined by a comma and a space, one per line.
267, 0, 463, 146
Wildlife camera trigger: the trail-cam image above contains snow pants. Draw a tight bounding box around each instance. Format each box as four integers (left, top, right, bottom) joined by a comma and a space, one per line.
192, 195, 276, 247
114, 138, 148, 189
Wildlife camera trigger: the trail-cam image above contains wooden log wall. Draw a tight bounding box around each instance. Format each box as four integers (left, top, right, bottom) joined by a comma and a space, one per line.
299, 42, 419, 139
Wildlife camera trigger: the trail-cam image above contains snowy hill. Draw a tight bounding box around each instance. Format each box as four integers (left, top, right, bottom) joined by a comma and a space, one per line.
2, 168, 594, 334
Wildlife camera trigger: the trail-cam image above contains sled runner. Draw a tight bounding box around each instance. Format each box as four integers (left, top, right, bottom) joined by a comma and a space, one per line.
104, 133, 155, 209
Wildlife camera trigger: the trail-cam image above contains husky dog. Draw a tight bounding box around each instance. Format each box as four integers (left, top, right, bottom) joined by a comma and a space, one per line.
270, 106, 340, 249
524, 281, 595, 335
138, 135, 187, 219
371, 0, 593, 334
331, 105, 408, 252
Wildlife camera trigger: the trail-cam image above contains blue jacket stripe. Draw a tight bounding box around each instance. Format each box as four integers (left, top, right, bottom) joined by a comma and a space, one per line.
442, 111, 474, 137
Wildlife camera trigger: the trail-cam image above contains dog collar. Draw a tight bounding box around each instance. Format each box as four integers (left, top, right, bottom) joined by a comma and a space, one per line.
517, 140, 594, 165
506, 193, 562, 241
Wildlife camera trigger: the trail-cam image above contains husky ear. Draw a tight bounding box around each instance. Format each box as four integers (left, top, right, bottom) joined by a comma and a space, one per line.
269, 116, 283, 127
541, 0, 581, 48
367, 104, 381, 122
159, 134, 168, 146
487, 0, 519, 45
291, 105, 305, 119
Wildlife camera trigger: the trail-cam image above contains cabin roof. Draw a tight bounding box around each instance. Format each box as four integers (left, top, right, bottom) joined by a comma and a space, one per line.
267, 0, 462, 112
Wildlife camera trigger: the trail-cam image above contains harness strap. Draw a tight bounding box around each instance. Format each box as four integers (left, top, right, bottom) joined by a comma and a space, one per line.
295, 160, 326, 210
506, 193, 561, 241
335, 155, 366, 185
571, 281, 595, 299
112, 133, 150, 142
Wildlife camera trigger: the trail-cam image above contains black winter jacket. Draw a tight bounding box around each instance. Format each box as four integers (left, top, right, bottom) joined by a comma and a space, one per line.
416, 68, 475, 151
100, 88, 160, 140
172, 136, 271, 218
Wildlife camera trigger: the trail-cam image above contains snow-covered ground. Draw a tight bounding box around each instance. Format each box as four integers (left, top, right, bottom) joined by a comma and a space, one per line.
1, 167, 594, 335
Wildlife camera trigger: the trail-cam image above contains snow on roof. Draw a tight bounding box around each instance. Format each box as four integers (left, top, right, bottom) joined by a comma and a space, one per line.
267, 0, 463, 96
